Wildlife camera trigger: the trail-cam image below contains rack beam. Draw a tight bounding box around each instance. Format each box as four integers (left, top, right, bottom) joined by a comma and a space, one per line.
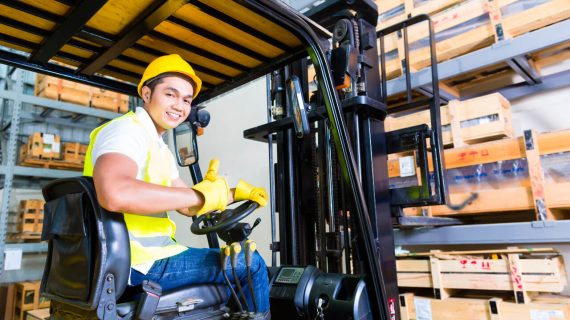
386, 19, 570, 96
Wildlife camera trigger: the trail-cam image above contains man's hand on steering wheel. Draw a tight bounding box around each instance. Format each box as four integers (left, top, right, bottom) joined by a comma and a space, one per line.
234, 180, 268, 207
191, 159, 230, 216
190, 159, 268, 235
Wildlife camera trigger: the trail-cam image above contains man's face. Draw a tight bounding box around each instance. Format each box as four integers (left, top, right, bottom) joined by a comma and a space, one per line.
142, 76, 194, 135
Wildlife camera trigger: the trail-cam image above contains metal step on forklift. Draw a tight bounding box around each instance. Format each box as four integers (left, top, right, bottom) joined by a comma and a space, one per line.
0, 0, 451, 319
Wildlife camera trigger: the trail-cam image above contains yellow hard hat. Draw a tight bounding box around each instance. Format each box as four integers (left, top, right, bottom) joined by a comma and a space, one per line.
137, 54, 202, 99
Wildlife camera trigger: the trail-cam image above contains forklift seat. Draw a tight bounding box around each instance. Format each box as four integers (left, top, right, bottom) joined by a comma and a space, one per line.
41, 177, 227, 319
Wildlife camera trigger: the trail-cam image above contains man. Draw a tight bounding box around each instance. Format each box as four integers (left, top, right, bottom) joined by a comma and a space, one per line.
83, 54, 270, 313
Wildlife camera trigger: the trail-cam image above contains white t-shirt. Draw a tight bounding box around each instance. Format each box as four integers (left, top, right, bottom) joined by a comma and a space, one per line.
91, 107, 179, 181
91, 107, 181, 276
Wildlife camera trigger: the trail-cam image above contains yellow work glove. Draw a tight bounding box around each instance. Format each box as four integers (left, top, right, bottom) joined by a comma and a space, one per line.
234, 180, 268, 207
191, 159, 230, 215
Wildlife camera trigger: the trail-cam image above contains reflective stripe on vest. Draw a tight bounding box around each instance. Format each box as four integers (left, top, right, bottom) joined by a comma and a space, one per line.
83, 111, 187, 266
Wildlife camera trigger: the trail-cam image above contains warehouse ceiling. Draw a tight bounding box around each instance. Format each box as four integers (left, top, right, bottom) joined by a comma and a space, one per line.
0, 0, 316, 102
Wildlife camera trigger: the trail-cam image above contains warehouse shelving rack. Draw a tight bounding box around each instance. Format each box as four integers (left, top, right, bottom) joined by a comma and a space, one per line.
387, 19, 570, 101
0, 68, 122, 283
388, 18, 570, 246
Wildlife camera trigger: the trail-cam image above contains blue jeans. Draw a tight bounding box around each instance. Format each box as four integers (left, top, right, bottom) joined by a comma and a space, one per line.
130, 247, 269, 313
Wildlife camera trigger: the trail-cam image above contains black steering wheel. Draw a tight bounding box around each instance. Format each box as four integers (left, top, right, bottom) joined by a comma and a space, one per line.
191, 200, 259, 235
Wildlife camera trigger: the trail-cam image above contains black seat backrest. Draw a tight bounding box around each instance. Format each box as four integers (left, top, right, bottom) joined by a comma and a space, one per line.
41, 176, 130, 310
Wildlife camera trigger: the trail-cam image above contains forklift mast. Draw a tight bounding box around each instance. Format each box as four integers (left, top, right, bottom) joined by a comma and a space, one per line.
245, 1, 448, 319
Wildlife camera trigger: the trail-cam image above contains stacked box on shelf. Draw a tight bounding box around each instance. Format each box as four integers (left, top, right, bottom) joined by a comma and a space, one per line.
385, 93, 513, 147
17, 200, 45, 235
397, 248, 566, 301
91, 88, 129, 113
35, 74, 129, 113
389, 129, 570, 220
21, 132, 61, 160
12, 282, 50, 320
62, 142, 88, 164
34, 74, 90, 106
376, 0, 570, 80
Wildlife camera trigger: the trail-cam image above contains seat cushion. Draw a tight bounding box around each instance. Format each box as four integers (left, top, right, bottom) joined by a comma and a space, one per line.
157, 284, 227, 313
117, 283, 227, 317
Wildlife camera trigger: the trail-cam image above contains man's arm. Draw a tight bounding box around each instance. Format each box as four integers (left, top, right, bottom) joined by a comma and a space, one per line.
93, 153, 205, 215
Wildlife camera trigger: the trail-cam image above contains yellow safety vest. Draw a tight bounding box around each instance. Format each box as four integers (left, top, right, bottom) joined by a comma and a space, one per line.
84, 111, 187, 266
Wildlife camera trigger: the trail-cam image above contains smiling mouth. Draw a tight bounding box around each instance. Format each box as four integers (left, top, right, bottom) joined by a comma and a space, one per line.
166, 112, 181, 120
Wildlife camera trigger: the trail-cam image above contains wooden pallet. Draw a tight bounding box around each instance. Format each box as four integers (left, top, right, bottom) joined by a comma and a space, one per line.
7, 232, 42, 242
390, 129, 570, 220
385, 93, 513, 147
35, 74, 129, 113
377, 0, 570, 80
19, 155, 84, 171
17, 200, 44, 234
397, 247, 567, 303
399, 293, 570, 320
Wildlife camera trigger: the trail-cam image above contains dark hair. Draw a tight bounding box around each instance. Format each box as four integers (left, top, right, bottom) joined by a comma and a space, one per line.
143, 72, 196, 95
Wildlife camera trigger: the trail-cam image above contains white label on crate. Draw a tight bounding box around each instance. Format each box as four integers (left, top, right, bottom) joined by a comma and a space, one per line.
43, 133, 55, 144
52, 142, 61, 153
4, 249, 22, 270
414, 297, 432, 320
399, 156, 416, 177
530, 310, 564, 320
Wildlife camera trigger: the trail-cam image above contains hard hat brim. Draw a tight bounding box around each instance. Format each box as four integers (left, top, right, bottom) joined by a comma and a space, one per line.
137, 71, 202, 99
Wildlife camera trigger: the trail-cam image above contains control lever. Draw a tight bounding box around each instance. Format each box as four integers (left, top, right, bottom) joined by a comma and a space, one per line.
244, 240, 258, 313
230, 242, 251, 312
220, 245, 243, 313
251, 218, 261, 231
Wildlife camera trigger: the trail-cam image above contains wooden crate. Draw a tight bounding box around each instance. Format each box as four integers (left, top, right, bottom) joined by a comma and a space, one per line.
385, 93, 513, 147
92, 89, 129, 113
397, 248, 567, 303
377, 0, 570, 79
25, 308, 50, 320
35, 74, 90, 106
17, 200, 45, 235
35, 74, 129, 113
389, 129, 570, 219
399, 293, 570, 320
62, 142, 88, 164
22, 133, 61, 160
13, 282, 50, 320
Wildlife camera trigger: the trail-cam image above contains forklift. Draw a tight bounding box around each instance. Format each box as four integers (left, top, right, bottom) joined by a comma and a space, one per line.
0, 0, 448, 319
